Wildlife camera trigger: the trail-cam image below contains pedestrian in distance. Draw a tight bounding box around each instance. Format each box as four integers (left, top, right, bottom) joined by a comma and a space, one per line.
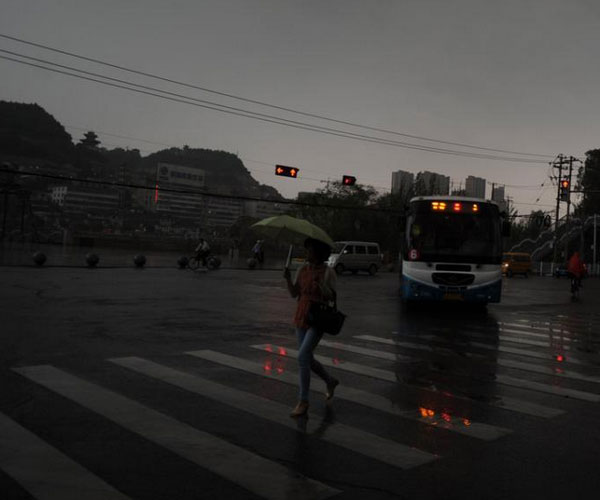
283, 237, 340, 417
194, 238, 211, 267
252, 240, 264, 267
567, 251, 586, 298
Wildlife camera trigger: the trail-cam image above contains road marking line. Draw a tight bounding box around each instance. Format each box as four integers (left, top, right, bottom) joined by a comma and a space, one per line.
368, 334, 575, 364
470, 343, 590, 367
315, 342, 414, 362
247, 345, 564, 418
332, 339, 599, 403
509, 318, 600, 333
0, 411, 131, 500
12, 365, 339, 500
186, 350, 511, 441
428, 328, 573, 350
482, 326, 590, 345
110, 356, 435, 469
355, 336, 600, 383
500, 322, 577, 335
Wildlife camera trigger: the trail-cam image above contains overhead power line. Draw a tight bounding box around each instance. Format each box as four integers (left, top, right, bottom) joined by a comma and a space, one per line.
0, 167, 404, 214
0, 32, 553, 159
0, 51, 550, 165
63, 124, 549, 195
0, 167, 556, 214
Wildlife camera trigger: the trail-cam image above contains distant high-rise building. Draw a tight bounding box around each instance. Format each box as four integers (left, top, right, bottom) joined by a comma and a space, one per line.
415, 171, 450, 196
491, 185, 507, 211
492, 185, 505, 203
465, 176, 486, 199
391, 170, 414, 197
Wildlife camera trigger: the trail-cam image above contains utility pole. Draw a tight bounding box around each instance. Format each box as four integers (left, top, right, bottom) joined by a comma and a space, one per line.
552, 154, 569, 263
565, 156, 574, 257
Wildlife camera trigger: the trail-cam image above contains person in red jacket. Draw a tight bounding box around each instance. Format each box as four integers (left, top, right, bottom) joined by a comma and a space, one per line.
567, 251, 586, 279
567, 251, 586, 296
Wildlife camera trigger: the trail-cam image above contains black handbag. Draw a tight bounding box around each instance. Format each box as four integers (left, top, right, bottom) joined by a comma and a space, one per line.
307, 292, 346, 335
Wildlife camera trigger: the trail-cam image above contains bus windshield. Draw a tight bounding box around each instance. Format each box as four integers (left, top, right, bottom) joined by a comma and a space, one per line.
407, 202, 502, 264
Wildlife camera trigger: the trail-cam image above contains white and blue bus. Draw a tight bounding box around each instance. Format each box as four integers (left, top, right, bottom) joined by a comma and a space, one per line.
401, 196, 504, 304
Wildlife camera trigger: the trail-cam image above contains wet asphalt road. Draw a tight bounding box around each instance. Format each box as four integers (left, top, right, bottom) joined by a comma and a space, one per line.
1, 267, 600, 500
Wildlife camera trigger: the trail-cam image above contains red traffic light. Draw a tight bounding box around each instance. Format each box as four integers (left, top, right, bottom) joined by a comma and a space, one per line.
275, 165, 298, 178
561, 179, 569, 189
342, 175, 356, 186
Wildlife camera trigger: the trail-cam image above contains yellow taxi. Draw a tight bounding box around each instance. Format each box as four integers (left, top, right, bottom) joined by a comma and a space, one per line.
502, 252, 532, 277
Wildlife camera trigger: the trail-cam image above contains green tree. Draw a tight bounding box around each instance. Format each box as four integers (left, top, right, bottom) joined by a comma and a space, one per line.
577, 149, 600, 216
294, 182, 379, 241
293, 182, 407, 257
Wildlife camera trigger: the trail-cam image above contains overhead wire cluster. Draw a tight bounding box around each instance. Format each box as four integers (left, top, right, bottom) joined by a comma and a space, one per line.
0, 33, 561, 211
0, 33, 553, 164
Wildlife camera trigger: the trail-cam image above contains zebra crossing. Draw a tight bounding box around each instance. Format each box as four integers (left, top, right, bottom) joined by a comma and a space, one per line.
3, 313, 600, 499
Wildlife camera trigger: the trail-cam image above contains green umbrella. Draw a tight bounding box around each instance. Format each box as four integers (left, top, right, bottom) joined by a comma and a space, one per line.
251, 215, 335, 267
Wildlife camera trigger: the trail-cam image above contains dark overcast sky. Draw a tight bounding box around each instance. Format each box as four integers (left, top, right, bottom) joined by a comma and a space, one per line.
2, 0, 600, 213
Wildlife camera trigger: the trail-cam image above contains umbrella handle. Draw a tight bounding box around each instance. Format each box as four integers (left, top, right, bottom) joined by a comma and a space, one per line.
285, 244, 293, 269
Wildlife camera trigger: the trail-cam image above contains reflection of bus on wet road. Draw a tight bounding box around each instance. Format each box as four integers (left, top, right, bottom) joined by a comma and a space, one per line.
401, 196, 505, 304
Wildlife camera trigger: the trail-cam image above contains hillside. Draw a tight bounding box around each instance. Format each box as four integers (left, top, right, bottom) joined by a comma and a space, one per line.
0, 101, 283, 200
0, 101, 74, 163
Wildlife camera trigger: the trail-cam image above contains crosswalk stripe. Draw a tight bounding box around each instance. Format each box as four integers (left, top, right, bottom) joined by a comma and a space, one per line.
416, 331, 600, 368
354, 336, 600, 383
500, 322, 577, 335
109, 356, 435, 469
0, 411, 131, 500
367, 334, 586, 366
487, 326, 596, 347
511, 317, 600, 332
314, 342, 414, 362
248, 345, 564, 418
470, 343, 589, 367
306, 341, 600, 403
429, 328, 572, 350
12, 365, 339, 500
186, 350, 512, 441
498, 327, 577, 342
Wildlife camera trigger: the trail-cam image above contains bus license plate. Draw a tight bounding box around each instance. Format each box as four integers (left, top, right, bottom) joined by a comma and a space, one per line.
443, 293, 463, 301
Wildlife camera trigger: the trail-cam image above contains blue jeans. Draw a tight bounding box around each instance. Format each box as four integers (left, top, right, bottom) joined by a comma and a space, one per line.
296, 327, 334, 401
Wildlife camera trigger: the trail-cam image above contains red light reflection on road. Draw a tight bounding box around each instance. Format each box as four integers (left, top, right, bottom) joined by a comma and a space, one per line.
263, 361, 272, 372
265, 345, 273, 353
419, 407, 436, 418
278, 347, 287, 356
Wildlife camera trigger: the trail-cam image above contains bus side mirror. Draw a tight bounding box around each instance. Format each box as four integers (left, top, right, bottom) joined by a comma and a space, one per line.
502, 221, 511, 237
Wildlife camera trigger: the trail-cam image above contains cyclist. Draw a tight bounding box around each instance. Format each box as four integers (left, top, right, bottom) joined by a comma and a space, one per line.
567, 251, 585, 298
194, 238, 211, 267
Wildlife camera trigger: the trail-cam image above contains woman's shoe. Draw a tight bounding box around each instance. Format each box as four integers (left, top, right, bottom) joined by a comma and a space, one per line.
326, 379, 339, 400
289, 401, 309, 417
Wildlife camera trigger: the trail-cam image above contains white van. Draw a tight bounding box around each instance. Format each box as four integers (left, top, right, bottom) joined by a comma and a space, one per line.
328, 241, 383, 275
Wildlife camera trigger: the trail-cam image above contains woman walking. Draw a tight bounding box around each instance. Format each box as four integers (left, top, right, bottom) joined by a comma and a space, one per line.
283, 238, 340, 417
